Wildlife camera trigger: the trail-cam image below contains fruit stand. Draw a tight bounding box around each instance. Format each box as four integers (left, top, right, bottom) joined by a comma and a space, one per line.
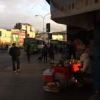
43, 59, 82, 92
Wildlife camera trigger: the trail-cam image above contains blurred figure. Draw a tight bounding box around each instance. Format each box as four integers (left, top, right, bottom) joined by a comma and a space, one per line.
59, 45, 63, 53
68, 40, 76, 59
26, 44, 31, 63
42, 44, 48, 63
65, 43, 70, 59
6, 44, 8, 51
48, 43, 55, 63
1, 44, 6, 52
73, 53, 93, 87
9, 43, 21, 73
71, 41, 76, 59
54, 44, 58, 53
8, 44, 12, 52
61, 44, 66, 60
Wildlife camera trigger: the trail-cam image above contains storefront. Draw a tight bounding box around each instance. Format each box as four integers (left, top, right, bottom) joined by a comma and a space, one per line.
0, 29, 11, 45
46, 0, 100, 96
11, 30, 25, 47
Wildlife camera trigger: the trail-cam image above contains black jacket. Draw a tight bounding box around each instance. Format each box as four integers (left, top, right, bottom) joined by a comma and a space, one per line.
9, 47, 21, 57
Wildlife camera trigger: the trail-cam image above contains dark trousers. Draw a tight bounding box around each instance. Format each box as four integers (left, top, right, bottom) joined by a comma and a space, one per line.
73, 71, 84, 83
73, 71, 90, 83
50, 54, 54, 61
12, 57, 20, 71
43, 53, 47, 62
27, 53, 30, 62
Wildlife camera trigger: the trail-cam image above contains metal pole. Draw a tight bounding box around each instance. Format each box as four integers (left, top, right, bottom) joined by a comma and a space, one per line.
36, 13, 50, 34
0, 35, 1, 46
43, 13, 50, 33
43, 18, 44, 33
93, 22, 100, 93
48, 32, 49, 45
0, 31, 1, 46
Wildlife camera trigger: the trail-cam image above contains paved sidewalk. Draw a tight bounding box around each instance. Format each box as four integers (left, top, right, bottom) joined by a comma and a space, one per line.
0, 54, 93, 100
89, 94, 100, 100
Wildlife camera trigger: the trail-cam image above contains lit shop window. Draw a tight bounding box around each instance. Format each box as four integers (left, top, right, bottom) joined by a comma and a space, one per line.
2, 34, 6, 37
13, 35, 18, 38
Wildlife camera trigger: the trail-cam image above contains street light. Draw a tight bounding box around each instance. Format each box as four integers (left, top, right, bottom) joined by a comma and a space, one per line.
0, 31, 1, 45
35, 13, 50, 33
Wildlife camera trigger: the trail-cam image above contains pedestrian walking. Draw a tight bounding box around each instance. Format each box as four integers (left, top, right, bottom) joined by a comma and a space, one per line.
61, 44, 66, 60
48, 43, 55, 63
67, 40, 76, 59
6, 44, 8, 51
54, 44, 58, 53
42, 44, 48, 63
9, 43, 21, 73
26, 44, 31, 63
1, 44, 6, 52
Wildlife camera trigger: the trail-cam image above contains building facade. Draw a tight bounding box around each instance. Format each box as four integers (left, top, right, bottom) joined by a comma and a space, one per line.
14, 23, 35, 38
11, 29, 26, 47
0, 29, 11, 45
36, 32, 67, 43
51, 32, 67, 41
0, 23, 35, 47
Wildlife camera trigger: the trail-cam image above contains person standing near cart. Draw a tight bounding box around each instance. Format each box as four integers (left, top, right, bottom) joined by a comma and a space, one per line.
48, 43, 55, 63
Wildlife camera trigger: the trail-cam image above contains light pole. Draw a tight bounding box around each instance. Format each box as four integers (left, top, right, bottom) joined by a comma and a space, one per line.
0, 31, 1, 46
35, 13, 50, 33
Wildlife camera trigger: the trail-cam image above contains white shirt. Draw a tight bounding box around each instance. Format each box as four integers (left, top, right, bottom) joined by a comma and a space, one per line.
80, 53, 93, 74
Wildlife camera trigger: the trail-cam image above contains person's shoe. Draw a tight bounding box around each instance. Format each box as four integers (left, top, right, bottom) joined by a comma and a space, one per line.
13, 71, 17, 73
17, 69, 20, 72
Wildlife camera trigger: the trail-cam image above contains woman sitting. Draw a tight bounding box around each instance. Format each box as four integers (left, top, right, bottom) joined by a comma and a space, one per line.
73, 52, 93, 87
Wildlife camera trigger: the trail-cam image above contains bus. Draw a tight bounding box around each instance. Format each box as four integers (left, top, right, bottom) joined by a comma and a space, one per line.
50, 40, 67, 49
58, 40, 67, 46
23, 38, 45, 53
50, 40, 59, 48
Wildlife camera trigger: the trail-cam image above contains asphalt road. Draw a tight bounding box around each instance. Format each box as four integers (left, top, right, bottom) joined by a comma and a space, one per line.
0, 50, 94, 100
0, 49, 42, 71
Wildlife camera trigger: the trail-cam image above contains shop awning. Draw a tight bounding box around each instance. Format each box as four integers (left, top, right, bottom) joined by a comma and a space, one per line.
46, 0, 100, 30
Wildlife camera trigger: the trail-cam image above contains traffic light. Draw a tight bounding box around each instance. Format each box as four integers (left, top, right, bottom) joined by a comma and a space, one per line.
46, 23, 50, 32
